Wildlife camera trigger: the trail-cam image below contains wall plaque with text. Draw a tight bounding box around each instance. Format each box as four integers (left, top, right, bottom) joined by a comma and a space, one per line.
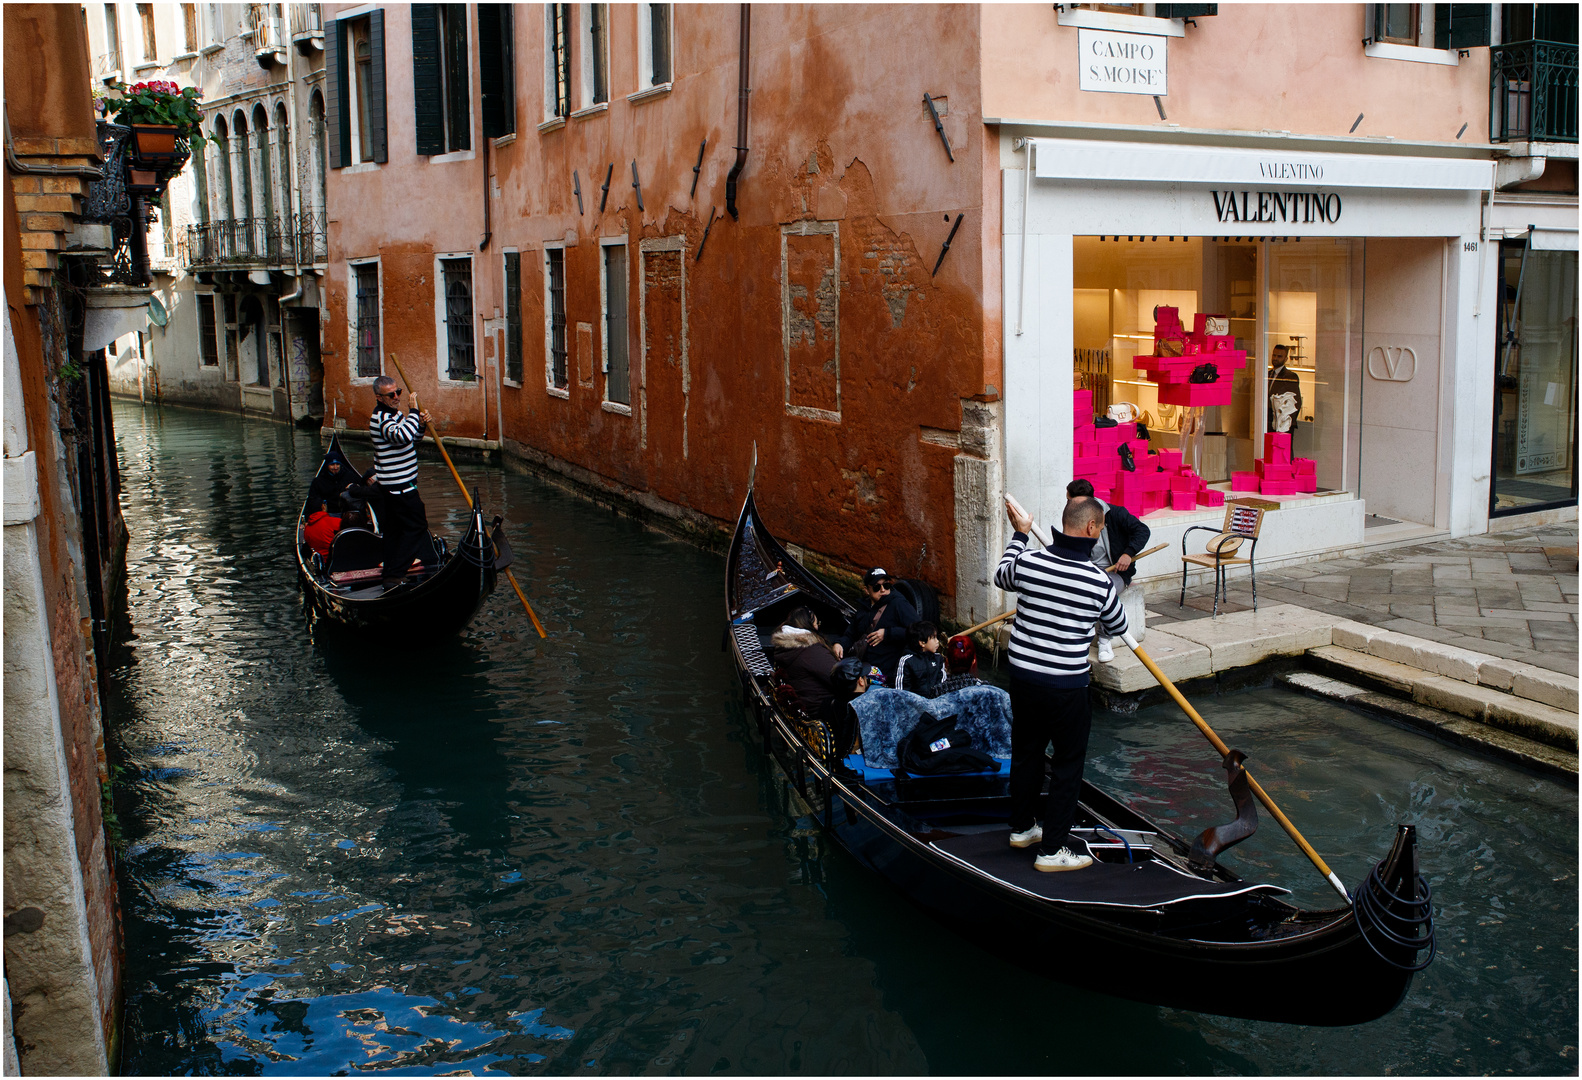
1078, 28, 1168, 95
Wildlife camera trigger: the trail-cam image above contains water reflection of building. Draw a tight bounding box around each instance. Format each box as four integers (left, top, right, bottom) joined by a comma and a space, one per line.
85, 2, 328, 424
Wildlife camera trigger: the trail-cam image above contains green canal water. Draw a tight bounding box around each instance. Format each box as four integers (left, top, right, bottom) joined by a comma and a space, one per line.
109, 403, 1577, 1075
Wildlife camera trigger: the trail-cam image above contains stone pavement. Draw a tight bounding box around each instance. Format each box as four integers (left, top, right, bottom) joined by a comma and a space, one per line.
1147, 522, 1579, 678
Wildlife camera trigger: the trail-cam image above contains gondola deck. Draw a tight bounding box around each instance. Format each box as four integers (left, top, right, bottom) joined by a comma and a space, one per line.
724, 479, 1436, 1025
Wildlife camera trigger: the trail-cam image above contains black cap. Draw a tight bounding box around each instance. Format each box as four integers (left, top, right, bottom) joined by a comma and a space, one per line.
863, 568, 892, 588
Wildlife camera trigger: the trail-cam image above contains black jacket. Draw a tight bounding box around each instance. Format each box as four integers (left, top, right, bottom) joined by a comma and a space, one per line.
836, 591, 920, 686
1098, 500, 1151, 584
771, 628, 841, 714
894, 651, 946, 698
308, 458, 358, 515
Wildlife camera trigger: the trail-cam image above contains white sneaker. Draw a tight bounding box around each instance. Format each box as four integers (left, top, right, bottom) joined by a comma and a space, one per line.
1096, 638, 1115, 663
1034, 846, 1094, 872
1008, 825, 1043, 849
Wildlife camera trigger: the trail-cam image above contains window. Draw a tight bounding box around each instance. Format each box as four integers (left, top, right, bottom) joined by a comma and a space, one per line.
138, 3, 157, 62
222, 294, 240, 381
413, 4, 470, 155
160, 192, 174, 258
640, 4, 672, 87
104, 5, 122, 72
182, 4, 199, 52
197, 294, 219, 366
353, 262, 381, 378
546, 247, 568, 390
326, 12, 387, 167
479, 4, 515, 138
603, 243, 629, 405
1375, 4, 1420, 44
545, 4, 570, 120
504, 251, 523, 384
582, 4, 609, 107
440, 257, 475, 379
190, 146, 209, 224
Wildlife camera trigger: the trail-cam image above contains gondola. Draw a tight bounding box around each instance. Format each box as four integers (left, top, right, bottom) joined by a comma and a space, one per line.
725, 479, 1435, 1026
295, 434, 509, 635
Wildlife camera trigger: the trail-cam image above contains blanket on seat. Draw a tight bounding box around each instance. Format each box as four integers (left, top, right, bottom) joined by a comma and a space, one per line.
852, 685, 1014, 770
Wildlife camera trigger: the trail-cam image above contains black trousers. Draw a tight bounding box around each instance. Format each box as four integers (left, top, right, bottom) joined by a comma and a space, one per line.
377, 487, 431, 582
1008, 677, 1093, 852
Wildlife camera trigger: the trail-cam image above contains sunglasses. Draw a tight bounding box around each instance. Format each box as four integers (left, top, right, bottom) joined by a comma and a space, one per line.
378, 388, 403, 398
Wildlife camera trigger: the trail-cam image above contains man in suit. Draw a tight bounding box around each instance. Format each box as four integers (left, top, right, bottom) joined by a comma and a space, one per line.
1066, 479, 1151, 662
1267, 344, 1303, 433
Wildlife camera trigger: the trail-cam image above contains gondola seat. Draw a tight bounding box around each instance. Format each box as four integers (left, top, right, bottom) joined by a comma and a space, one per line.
850, 685, 1013, 773
326, 527, 385, 584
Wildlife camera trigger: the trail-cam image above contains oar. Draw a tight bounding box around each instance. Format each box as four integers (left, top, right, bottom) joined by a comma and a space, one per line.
1120, 631, 1351, 904
954, 609, 1017, 639
1105, 542, 1167, 573
386, 353, 548, 639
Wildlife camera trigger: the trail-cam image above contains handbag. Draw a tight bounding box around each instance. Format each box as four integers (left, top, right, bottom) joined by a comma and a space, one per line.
1189, 363, 1220, 384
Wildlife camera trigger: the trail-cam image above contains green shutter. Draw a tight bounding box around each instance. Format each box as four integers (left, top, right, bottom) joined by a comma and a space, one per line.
1155, 4, 1218, 17
325, 16, 350, 168
1436, 4, 1490, 49
369, 9, 388, 162
411, 4, 444, 156
479, 4, 505, 138
444, 5, 471, 152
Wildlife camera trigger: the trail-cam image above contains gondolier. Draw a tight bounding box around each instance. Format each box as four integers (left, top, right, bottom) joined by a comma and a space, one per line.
370, 376, 434, 588
994, 495, 1129, 872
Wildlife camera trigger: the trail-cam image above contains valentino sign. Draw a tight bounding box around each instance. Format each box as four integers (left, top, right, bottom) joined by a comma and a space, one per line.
1367, 345, 1418, 382
1211, 190, 1343, 224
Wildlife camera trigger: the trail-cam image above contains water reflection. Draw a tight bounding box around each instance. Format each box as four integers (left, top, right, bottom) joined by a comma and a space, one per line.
111, 403, 1576, 1075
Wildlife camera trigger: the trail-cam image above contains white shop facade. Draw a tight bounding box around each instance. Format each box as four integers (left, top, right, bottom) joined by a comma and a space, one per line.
999, 131, 1498, 592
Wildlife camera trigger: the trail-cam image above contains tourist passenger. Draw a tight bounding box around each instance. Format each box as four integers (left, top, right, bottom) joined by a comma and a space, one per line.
308, 452, 359, 516
893, 621, 945, 698
994, 495, 1129, 872
772, 607, 844, 718
835, 568, 919, 687
1066, 478, 1150, 663
938, 636, 985, 695
369, 376, 435, 588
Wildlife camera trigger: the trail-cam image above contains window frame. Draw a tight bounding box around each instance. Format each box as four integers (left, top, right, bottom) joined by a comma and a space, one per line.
347, 257, 383, 385
182, 3, 199, 53
137, 3, 158, 64
543, 3, 571, 125
579, 3, 609, 111
196, 292, 220, 367
479, 4, 516, 139
635, 3, 673, 96
435, 253, 478, 384
104, 4, 123, 75
544, 243, 570, 397
437, 3, 473, 155
503, 248, 524, 387
599, 238, 631, 411
1363, 3, 1463, 64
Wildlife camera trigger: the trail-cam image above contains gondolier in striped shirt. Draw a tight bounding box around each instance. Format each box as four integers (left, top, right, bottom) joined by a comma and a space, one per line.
994, 495, 1130, 872
369, 376, 434, 588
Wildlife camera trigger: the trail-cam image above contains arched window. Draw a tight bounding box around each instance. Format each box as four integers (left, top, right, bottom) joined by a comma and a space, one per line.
211, 115, 232, 222
251, 103, 272, 223
308, 90, 326, 222
231, 111, 252, 223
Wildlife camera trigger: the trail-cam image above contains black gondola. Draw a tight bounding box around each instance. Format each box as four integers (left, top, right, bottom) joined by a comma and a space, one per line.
295, 434, 508, 635
725, 479, 1435, 1026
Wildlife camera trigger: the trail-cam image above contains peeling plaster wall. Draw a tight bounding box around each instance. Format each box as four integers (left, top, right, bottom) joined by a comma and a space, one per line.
323, 4, 996, 614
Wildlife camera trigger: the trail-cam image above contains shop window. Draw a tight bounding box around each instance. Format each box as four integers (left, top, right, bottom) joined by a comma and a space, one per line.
641, 4, 672, 87
545, 4, 571, 121
326, 12, 388, 167
352, 261, 382, 378
1492, 243, 1578, 514
413, 4, 469, 155
545, 247, 568, 391
479, 4, 515, 138
440, 257, 475, 379
504, 251, 523, 385
603, 243, 630, 406
197, 295, 219, 366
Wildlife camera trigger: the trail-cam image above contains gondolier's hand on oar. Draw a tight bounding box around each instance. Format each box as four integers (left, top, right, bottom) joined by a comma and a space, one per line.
1004, 493, 1051, 547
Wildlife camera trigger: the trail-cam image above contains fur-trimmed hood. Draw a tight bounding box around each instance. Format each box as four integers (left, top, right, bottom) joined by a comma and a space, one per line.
771, 626, 822, 650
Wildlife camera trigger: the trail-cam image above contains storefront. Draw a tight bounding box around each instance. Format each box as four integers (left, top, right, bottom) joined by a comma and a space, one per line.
1001, 134, 1497, 585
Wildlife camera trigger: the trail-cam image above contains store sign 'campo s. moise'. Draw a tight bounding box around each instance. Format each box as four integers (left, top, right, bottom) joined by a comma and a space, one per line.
1211, 190, 1344, 224
1078, 28, 1167, 95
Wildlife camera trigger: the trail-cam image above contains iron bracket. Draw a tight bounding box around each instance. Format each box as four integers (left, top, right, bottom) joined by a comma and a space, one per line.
923, 92, 955, 163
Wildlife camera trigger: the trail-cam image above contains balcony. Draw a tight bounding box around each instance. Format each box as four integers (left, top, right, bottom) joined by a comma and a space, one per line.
250, 3, 287, 67
182, 212, 328, 270
1491, 40, 1579, 144
290, 3, 323, 55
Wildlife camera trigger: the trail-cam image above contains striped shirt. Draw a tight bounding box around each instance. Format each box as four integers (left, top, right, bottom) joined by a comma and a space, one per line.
369, 404, 425, 487
993, 530, 1129, 688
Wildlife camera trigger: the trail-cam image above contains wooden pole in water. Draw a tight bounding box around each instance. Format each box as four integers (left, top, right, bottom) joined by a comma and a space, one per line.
387, 353, 547, 639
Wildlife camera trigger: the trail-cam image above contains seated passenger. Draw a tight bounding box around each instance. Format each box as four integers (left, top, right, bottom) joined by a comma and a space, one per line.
308, 452, 360, 516
834, 568, 919, 688
939, 636, 986, 695
303, 509, 341, 560
893, 621, 946, 698
772, 608, 844, 718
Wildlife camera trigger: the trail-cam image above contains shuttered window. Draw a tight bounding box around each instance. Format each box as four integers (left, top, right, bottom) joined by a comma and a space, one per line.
1433, 4, 1491, 48
442, 258, 476, 379
648, 4, 672, 85
197, 295, 219, 366
326, 11, 386, 167
354, 263, 382, 378
413, 3, 470, 154
545, 4, 570, 120
504, 252, 523, 384
603, 245, 629, 405
586, 4, 608, 106
546, 249, 568, 390
479, 5, 515, 138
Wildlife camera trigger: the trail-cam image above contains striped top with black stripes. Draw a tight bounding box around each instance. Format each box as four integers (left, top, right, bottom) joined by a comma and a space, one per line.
993, 530, 1130, 688
369, 405, 425, 487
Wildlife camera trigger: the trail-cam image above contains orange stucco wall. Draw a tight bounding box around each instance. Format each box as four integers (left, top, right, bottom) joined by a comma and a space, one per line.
324, 4, 994, 603
981, 4, 1490, 144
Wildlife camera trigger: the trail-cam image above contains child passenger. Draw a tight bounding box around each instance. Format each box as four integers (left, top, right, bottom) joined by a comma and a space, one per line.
893, 621, 946, 698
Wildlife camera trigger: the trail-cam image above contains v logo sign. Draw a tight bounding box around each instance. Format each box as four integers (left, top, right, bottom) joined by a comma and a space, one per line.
1367, 345, 1418, 383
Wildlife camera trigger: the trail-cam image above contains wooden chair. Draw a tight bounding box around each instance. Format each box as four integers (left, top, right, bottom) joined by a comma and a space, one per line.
1180, 503, 1265, 615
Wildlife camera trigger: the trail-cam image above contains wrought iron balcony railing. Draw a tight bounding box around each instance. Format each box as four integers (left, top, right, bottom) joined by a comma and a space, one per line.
1491, 39, 1579, 144
183, 211, 328, 269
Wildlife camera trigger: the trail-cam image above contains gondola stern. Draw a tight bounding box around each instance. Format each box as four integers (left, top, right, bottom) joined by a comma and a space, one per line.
1350, 823, 1435, 979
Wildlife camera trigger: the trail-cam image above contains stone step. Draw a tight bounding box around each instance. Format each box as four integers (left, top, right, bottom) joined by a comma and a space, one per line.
1331, 620, 1578, 713
1307, 645, 1578, 751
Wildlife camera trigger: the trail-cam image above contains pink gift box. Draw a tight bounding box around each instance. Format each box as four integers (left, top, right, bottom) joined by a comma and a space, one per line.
1197, 489, 1226, 508
1158, 382, 1234, 408
1170, 490, 1197, 511
1095, 426, 1123, 445
1074, 422, 1095, 441
1142, 471, 1171, 492
1118, 490, 1144, 516
1143, 493, 1168, 514
1157, 450, 1183, 471
1074, 389, 1093, 414
1170, 475, 1199, 492
1074, 441, 1094, 458
1293, 457, 1317, 476
1263, 432, 1292, 463
1257, 461, 1294, 481
1074, 455, 1104, 475
1296, 474, 1318, 493
1260, 480, 1298, 496
1231, 471, 1260, 492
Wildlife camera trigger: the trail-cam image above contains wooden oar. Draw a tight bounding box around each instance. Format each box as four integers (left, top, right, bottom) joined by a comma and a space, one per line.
387, 353, 547, 639
1120, 631, 1351, 904
1105, 542, 1167, 573
953, 609, 1017, 639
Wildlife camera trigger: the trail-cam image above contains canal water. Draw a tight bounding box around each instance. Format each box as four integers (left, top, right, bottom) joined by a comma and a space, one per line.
110, 403, 1576, 1075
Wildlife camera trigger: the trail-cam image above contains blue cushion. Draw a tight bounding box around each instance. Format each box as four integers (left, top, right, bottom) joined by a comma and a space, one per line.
851, 685, 1014, 770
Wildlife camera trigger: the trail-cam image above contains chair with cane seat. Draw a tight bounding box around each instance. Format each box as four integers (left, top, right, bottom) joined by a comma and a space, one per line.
1179, 503, 1265, 615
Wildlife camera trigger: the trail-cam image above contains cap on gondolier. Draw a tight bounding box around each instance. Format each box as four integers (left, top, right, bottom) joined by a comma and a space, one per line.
863, 567, 892, 587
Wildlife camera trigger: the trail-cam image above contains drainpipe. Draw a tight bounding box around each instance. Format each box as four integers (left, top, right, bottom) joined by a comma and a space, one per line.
724, 4, 751, 220
1014, 137, 1035, 337
480, 138, 492, 251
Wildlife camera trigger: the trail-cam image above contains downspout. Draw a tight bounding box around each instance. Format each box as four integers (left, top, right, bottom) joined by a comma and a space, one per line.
479, 138, 492, 251
1014, 137, 1034, 336
724, 4, 750, 220
479, 137, 492, 446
